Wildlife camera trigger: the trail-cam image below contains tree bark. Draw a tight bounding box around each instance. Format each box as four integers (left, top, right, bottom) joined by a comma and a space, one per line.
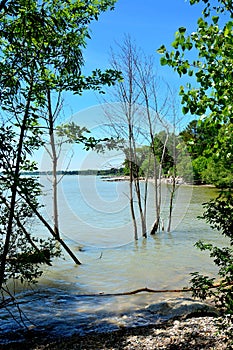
129, 129, 138, 240
47, 89, 60, 238
167, 175, 176, 232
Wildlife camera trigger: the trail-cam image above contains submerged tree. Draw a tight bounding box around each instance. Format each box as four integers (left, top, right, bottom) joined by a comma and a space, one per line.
103, 35, 181, 238
158, 0, 233, 344
103, 36, 145, 239
42, 93, 99, 241
0, 0, 121, 293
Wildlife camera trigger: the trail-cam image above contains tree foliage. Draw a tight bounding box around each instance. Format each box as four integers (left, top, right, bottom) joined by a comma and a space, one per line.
158, 0, 233, 179
178, 119, 233, 186
0, 125, 60, 285
158, 0, 233, 343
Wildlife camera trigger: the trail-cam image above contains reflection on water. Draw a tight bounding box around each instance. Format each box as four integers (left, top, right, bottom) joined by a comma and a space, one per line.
0, 176, 226, 340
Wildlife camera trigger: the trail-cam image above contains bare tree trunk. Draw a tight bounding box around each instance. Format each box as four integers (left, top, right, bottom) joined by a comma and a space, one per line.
41, 92, 81, 263
150, 162, 160, 235
128, 118, 138, 240
166, 86, 181, 233
106, 36, 174, 239
129, 163, 138, 240
131, 133, 147, 237
143, 154, 151, 233
127, 43, 141, 240
137, 74, 162, 235
166, 132, 178, 233
167, 174, 176, 232
47, 89, 60, 238
134, 177, 147, 237
135, 57, 174, 235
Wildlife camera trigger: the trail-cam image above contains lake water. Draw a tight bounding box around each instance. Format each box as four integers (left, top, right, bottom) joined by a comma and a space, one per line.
0, 176, 227, 341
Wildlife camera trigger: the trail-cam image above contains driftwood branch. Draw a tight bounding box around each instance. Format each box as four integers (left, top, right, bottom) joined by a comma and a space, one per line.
74, 282, 233, 298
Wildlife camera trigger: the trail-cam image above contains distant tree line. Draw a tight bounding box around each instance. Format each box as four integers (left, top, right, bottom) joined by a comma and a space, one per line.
20, 168, 125, 176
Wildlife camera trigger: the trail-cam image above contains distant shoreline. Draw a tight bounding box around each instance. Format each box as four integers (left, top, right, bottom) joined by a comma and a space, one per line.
101, 175, 215, 187
20, 169, 124, 176
19, 171, 216, 187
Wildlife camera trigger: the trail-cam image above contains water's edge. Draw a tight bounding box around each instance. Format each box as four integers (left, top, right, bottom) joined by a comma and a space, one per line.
0, 288, 218, 346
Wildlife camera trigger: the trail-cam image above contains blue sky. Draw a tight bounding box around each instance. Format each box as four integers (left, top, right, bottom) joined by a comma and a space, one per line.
64, 0, 204, 113
40, 0, 205, 171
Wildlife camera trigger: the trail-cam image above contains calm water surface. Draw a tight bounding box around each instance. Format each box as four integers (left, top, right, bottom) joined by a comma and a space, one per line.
0, 176, 227, 340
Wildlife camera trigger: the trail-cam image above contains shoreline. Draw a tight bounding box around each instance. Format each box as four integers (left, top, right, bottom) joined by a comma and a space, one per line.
101, 175, 216, 187
0, 297, 228, 349
1, 315, 228, 350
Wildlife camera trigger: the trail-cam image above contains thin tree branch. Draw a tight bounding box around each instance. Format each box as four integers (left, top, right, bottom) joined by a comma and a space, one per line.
66, 282, 233, 297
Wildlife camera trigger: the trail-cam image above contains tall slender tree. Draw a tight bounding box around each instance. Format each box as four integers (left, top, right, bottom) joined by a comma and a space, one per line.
0, 0, 120, 290
103, 36, 179, 238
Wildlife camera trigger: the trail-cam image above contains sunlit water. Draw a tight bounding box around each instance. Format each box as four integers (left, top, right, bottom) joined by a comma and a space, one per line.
0, 176, 227, 341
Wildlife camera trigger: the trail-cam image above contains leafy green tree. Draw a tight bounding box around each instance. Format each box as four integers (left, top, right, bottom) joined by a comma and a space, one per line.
158, 0, 233, 344
179, 119, 232, 185
0, 0, 120, 292
158, 0, 233, 175
178, 120, 211, 183
179, 120, 212, 159
190, 192, 233, 344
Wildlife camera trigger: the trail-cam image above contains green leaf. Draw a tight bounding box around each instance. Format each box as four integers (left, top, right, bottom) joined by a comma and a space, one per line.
178, 27, 186, 34
160, 56, 168, 66
182, 106, 189, 114
188, 70, 193, 76
157, 45, 166, 54
212, 16, 219, 24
